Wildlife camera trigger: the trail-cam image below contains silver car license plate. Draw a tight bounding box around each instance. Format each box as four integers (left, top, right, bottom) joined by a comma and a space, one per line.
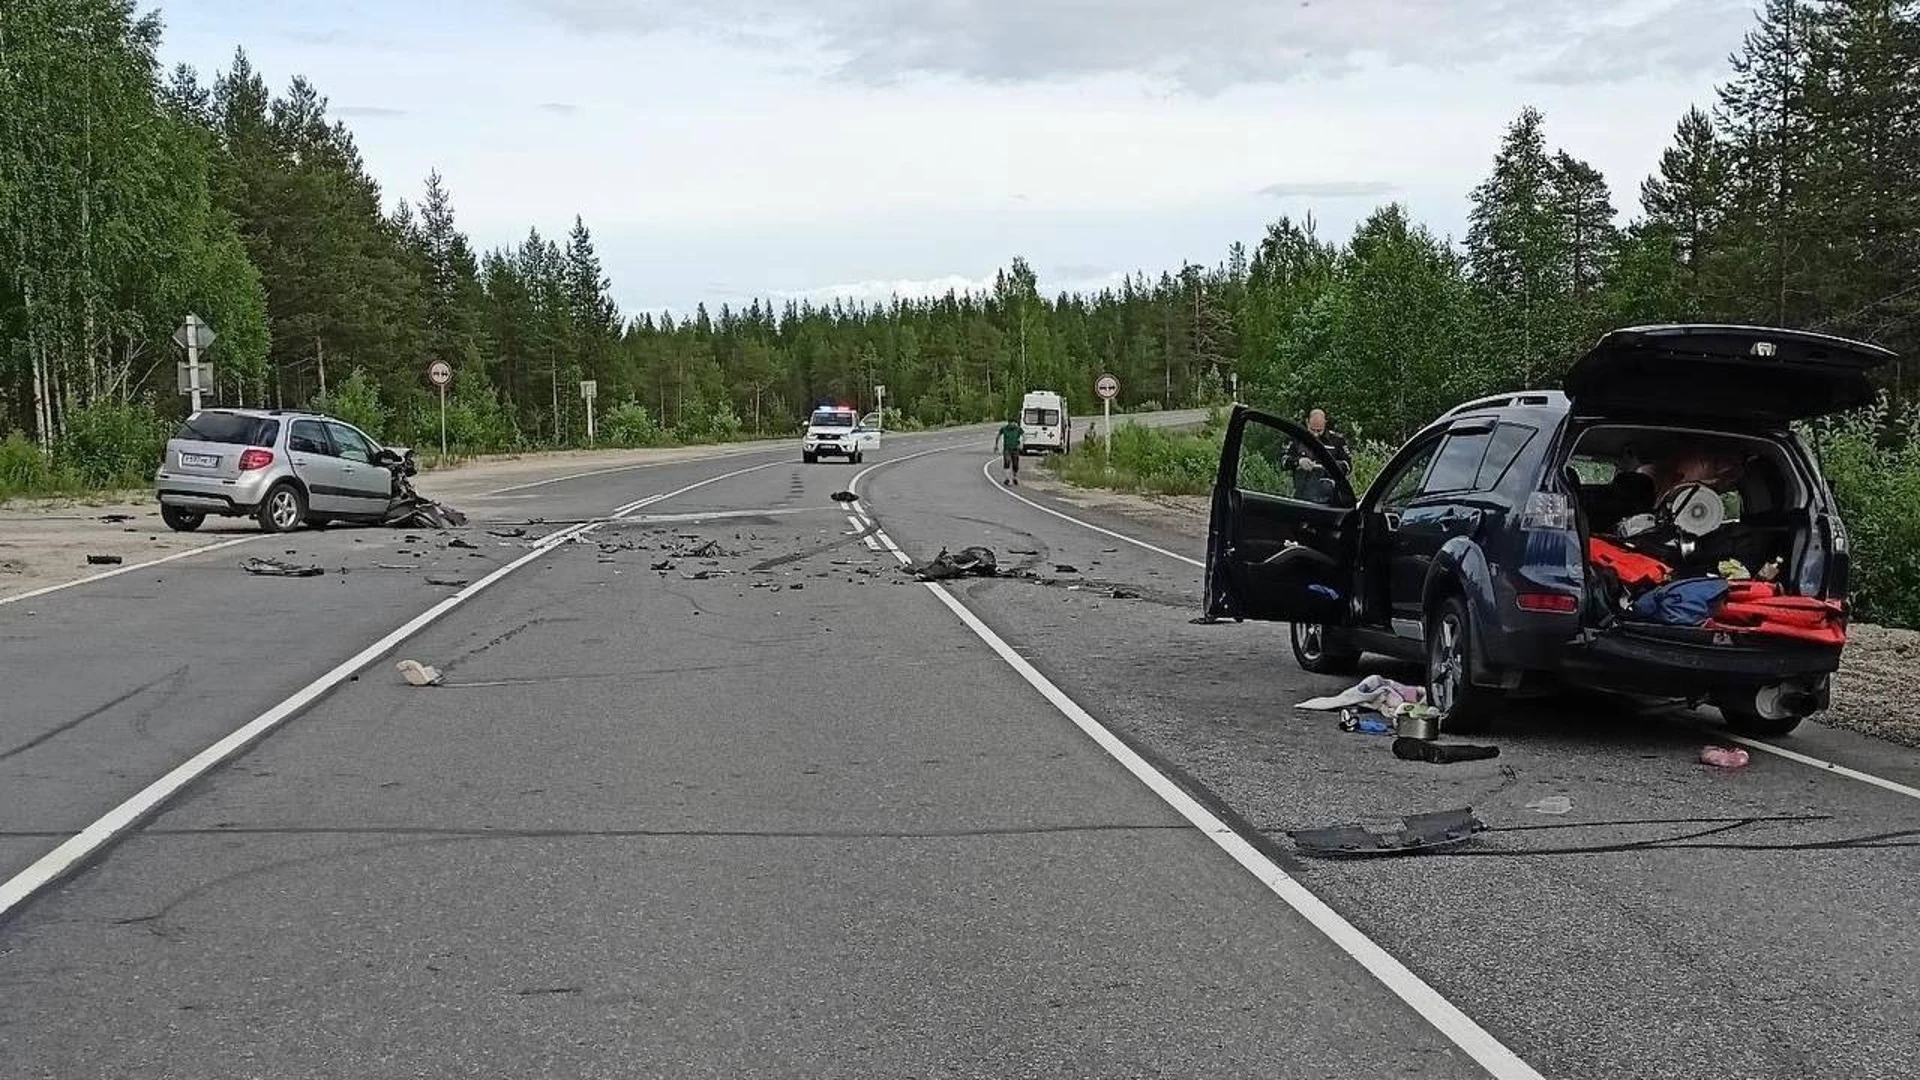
180, 453, 219, 469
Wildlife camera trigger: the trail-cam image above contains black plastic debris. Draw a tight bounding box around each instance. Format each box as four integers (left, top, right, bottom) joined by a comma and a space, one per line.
1110, 587, 1141, 600
241, 556, 323, 578
1008, 548, 1039, 556
86, 554, 123, 566
829, 490, 857, 503
383, 471, 467, 530
1287, 808, 1485, 857
909, 546, 999, 581
488, 527, 527, 539
651, 559, 674, 572
100, 513, 134, 524
447, 537, 478, 550
424, 575, 471, 587
1392, 738, 1501, 764
1054, 564, 1080, 574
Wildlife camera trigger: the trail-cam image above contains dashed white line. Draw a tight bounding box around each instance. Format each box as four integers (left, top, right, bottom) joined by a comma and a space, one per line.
845, 466, 1545, 1080
0, 459, 779, 922
0, 535, 261, 607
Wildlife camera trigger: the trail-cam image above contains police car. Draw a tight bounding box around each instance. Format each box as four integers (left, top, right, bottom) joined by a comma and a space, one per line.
801, 405, 881, 464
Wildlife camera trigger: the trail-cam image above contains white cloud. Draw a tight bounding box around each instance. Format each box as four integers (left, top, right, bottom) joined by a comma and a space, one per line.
1260, 180, 1401, 198
520, 0, 1738, 92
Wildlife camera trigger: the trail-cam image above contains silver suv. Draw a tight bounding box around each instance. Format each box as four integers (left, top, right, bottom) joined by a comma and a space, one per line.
154, 409, 415, 533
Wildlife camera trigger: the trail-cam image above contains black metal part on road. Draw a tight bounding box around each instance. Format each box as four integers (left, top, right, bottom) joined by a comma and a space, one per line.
1288, 808, 1486, 857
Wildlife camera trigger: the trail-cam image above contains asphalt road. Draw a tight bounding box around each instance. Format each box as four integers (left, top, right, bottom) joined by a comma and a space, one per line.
3, 415, 1918, 1079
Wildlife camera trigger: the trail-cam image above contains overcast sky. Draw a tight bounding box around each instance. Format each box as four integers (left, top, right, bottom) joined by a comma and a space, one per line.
155, 0, 1754, 317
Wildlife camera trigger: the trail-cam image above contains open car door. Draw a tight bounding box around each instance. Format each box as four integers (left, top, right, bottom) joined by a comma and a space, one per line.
1205, 407, 1359, 624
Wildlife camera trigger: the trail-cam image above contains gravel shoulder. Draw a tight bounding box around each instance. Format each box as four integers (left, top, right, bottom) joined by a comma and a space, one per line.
1032, 472, 1920, 749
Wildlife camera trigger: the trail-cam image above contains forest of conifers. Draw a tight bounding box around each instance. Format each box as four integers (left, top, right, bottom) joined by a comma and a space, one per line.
4, 0, 1920, 486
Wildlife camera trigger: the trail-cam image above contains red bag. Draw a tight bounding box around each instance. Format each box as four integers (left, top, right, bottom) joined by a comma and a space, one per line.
1589, 537, 1670, 589
1707, 581, 1847, 646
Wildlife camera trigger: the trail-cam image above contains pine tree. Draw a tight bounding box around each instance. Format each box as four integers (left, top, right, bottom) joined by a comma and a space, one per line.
1715, 0, 1817, 325
1466, 107, 1579, 387
1639, 107, 1731, 302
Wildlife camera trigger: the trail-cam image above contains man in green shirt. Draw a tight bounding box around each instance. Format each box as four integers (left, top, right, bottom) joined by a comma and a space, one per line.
996, 419, 1025, 485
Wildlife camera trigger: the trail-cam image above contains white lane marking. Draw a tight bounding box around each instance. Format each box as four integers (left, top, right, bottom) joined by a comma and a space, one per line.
979, 459, 1202, 568
844, 464, 1542, 1076
483, 426, 968, 495
1724, 734, 1920, 802
483, 445, 773, 494
0, 460, 778, 921
618, 506, 825, 525
0, 535, 260, 607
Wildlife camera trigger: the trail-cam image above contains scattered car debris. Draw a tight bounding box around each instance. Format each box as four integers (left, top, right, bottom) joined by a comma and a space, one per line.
375, 563, 413, 570
0, 559, 23, 575
1700, 745, 1751, 769
1526, 796, 1575, 815
1008, 548, 1039, 556
446, 537, 479, 550
403, 535, 423, 544
1392, 738, 1500, 764
396, 659, 443, 686
651, 559, 674, 572
909, 546, 999, 581
241, 556, 323, 578
424, 575, 471, 587
829, 490, 857, 503
1110, 587, 1141, 600
1288, 808, 1484, 857
85, 554, 123, 566
488, 527, 528, 539
1338, 711, 1395, 735
1053, 564, 1080, 574
1297, 675, 1426, 715
683, 570, 724, 581
99, 513, 134, 524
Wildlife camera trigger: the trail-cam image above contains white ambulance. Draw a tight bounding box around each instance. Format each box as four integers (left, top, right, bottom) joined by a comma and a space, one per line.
1020, 390, 1070, 454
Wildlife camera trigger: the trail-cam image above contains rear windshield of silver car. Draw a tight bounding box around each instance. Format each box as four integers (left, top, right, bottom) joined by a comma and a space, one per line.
175, 413, 279, 446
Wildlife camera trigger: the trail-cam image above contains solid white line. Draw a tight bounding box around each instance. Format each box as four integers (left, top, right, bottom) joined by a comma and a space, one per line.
483, 444, 771, 494
847, 459, 1540, 1077
0, 460, 777, 921
1724, 734, 1920, 802
0, 535, 260, 607
913, 576, 1542, 1078
979, 458, 1203, 567
619, 506, 824, 525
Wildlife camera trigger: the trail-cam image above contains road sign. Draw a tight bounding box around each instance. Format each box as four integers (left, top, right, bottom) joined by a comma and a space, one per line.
172, 314, 216, 352
173, 315, 216, 410
1095, 373, 1119, 400
427, 360, 453, 387
579, 379, 597, 400
175, 361, 213, 394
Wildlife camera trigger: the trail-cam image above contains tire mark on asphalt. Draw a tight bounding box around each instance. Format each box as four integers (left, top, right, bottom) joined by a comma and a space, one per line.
0, 667, 190, 762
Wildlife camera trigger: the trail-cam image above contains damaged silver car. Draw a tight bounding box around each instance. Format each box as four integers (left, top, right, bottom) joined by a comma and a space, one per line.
154, 408, 422, 533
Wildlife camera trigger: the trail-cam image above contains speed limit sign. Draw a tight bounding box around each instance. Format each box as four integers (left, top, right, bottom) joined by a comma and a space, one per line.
1095, 373, 1119, 400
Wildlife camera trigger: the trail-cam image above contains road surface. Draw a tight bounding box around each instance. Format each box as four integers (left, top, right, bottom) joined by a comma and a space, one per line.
3, 416, 1917, 1079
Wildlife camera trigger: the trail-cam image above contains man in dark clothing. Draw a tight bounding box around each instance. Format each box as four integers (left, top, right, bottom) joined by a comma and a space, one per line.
1287, 409, 1351, 500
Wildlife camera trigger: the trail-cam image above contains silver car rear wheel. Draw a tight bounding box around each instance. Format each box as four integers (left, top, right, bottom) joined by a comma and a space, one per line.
258, 483, 305, 534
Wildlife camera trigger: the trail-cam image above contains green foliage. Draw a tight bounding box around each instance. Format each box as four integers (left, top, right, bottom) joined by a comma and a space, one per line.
1051, 424, 1221, 496
55, 402, 168, 488
311, 369, 390, 441
1809, 397, 1920, 627
0, 431, 71, 500
601, 401, 663, 448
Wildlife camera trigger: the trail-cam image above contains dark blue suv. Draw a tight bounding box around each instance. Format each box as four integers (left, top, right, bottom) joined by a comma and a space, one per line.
1205, 324, 1893, 737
